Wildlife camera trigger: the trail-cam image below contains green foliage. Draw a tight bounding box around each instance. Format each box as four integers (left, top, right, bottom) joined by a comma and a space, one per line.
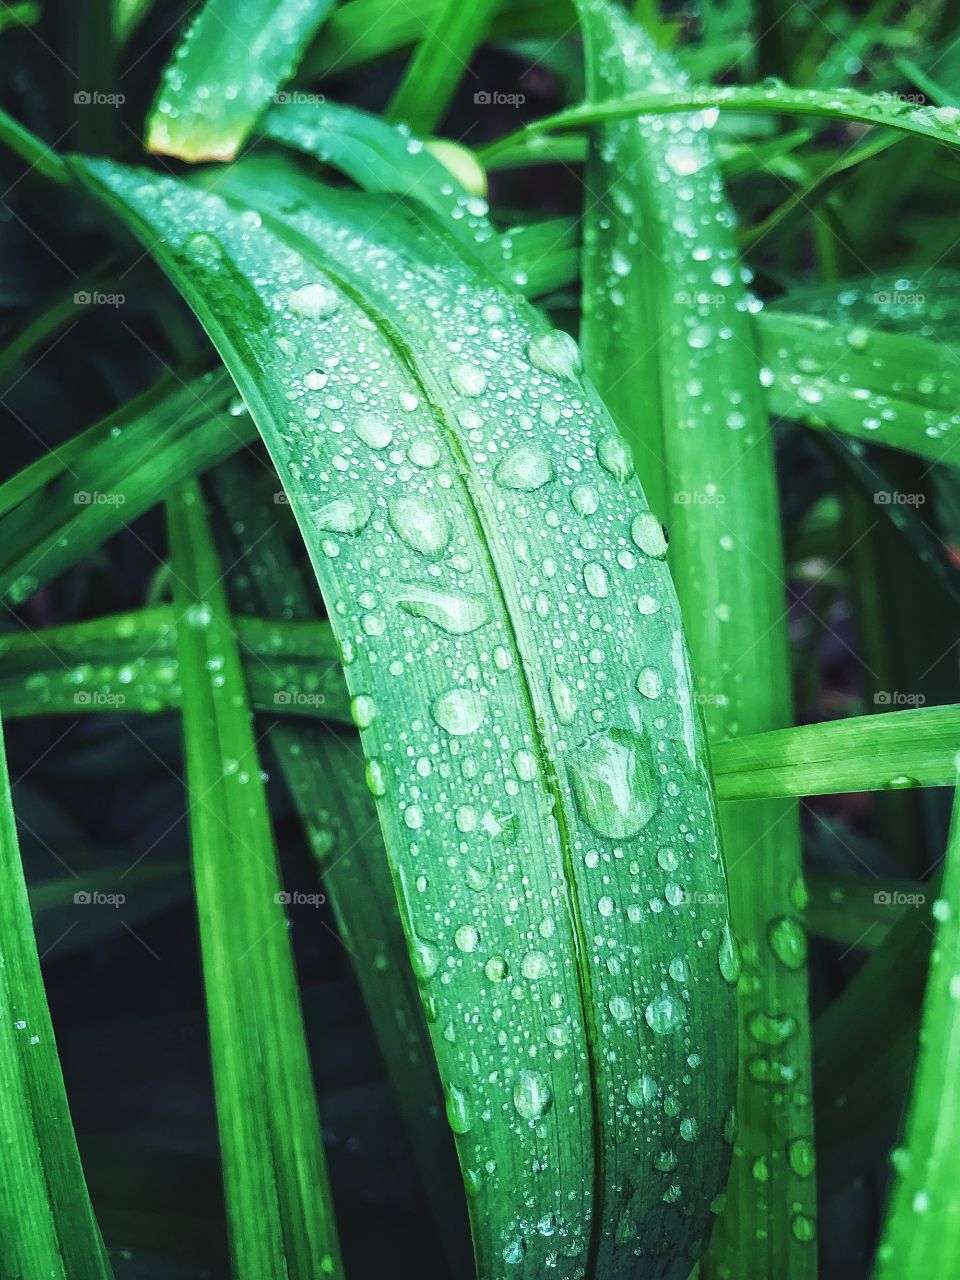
1, 2, 958, 1279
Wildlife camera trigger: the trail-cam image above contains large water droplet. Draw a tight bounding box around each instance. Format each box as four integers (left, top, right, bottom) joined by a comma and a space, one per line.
449, 361, 487, 396
631, 512, 668, 558
389, 496, 449, 557
645, 994, 685, 1035
568, 727, 657, 838
767, 916, 807, 970
598, 433, 634, 482
395, 583, 489, 634
494, 444, 553, 490
513, 1069, 553, 1122
288, 282, 341, 318
433, 688, 485, 735
527, 329, 581, 380
314, 493, 372, 534
718, 921, 742, 984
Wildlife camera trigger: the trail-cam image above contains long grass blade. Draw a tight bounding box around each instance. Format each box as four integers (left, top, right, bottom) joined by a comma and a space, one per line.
167, 478, 343, 1280
77, 153, 738, 1278
575, 2, 815, 1274
713, 705, 960, 799
873, 781, 960, 1275
0, 714, 113, 1280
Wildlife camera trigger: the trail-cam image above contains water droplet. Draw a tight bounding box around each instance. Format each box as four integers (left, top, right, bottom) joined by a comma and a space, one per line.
568, 727, 657, 838
527, 330, 581, 379
767, 916, 807, 970
445, 1082, 473, 1133
513, 1069, 553, 1122
455, 925, 480, 953
645, 994, 685, 1035
787, 1137, 816, 1178
584, 562, 610, 598
494, 444, 553, 490
572, 484, 599, 517
433, 688, 485, 735
395, 583, 489, 634
597, 433, 634, 482
631, 512, 668, 558
389, 496, 449, 557
449, 361, 487, 397
354, 413, 392, 450
635, 667, 661, 699
315, 493, 372, 534
288, 282, 341, 318
522, 950, 550, 979
718, 922, 742, 984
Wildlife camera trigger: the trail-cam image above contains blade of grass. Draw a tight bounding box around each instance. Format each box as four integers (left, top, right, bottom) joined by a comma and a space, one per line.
712, 704, 960, 799
487, 82, 960, 164
574, 2, 815, 1274
77, 153, 738, 1278
0, 606, 350, 722
385, 0, 499, 133
0, 713, 114, 1280
872, 780, 960, 1275
167, 478, 343, 1280
260, 100, 491, 234
0, 368, 254, 605
146, 0, 335, 162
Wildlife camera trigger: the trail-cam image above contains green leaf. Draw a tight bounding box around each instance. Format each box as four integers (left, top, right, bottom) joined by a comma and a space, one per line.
261, 99, 489, 229
0, 369, 253, 606
760, 307, 960, 466
303, 0, 572, 78
491, 82, 960, 163
0, 714, 113, 1280
873, 781, 960, 1274
77, 153, 738, 1278
385, 0, 499, 134
713, 705, 960, 800
0, 606, 350, 722
146, 0, 335, 162
574, 2, 815, 1275
167, 478, 343, 1280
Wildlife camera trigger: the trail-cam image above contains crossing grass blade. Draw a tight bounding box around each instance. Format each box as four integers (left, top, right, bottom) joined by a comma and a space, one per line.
712, 705, 960, 799
167, 477, 344, 1280
759, 310, 960, 466
872, 782, 960, 1275
489, 82, 960, 162
76, 152, 739, 1279
0, 606, 351, 722
0, 369, 253, 605
385, 0, 499, 134
574, 2, 816, 1275
145, 0, 335, 162
0, 713, 114, 1280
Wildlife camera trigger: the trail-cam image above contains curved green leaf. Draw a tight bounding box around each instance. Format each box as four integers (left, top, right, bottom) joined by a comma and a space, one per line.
76, 154, 737, 1278
146, 0, 335, 162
